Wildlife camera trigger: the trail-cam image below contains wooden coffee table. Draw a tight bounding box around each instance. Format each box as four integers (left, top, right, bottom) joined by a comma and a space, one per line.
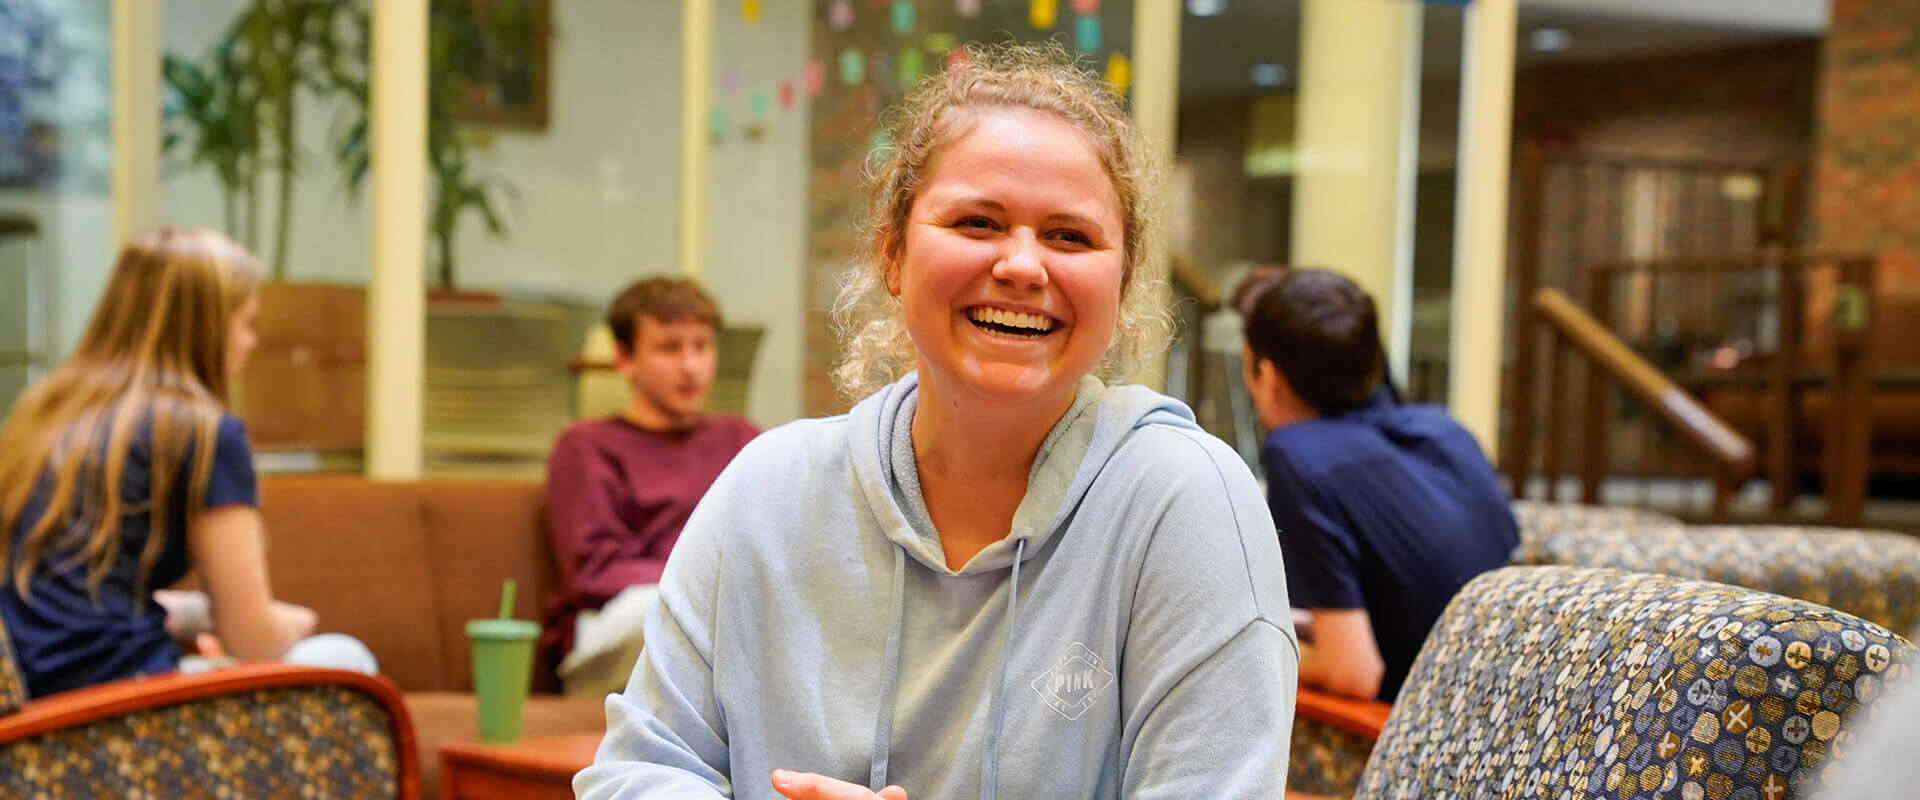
439, 733, 603, 800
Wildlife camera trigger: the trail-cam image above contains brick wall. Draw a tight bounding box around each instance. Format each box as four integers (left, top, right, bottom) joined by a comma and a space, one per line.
1815, 0, 1920, 342
1513, 41, 1818, 166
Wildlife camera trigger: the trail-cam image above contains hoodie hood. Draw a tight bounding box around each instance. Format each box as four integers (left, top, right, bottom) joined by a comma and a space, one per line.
849, 372, 1198, 575
577, 370, 1301, 799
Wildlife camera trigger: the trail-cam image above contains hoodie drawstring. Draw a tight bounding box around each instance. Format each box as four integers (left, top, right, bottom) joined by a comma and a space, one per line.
980, 537, 1027, 800
869, 545, 907, 791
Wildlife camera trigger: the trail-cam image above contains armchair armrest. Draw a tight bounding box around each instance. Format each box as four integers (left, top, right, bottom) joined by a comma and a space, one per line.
1295, 684, 1392, 741
0, 663, 419, 800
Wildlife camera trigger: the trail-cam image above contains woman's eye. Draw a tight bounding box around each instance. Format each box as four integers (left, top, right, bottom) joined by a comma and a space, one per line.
956, 217, 995, 230
1053, 230, 1092, 246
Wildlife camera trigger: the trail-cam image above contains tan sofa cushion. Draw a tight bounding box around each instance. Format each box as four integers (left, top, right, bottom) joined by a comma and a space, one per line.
260, 475, 447, 692
417, 481, 562, 693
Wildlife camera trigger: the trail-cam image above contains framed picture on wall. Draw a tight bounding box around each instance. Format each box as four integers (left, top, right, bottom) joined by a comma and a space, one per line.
445, 0, 552, 129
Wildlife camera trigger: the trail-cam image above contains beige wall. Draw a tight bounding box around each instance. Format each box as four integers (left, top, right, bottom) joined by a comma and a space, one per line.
158, 0, 811, 427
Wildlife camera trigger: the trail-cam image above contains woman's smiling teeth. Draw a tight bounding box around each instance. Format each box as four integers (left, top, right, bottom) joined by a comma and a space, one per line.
967, 306, 1057, 339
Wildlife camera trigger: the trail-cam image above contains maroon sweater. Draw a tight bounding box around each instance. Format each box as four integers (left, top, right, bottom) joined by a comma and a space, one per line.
541, 414, 758, 662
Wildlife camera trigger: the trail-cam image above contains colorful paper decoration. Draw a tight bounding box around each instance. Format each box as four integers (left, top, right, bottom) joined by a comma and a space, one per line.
1075, 15, 1101, 51
892, 0, 915, 34
752, 91, 770, 116
780, 79, 796, 109
1072, 0, 1100, 12
1105, 51, 1131, 96
899, 47, 923, 87
711, 110, 728, 140
742, 0, 762, 23
805, 59, 827, 96
1030, 0, 1057, 29
840, 48, 866, 85
830, 0, 854, 32
722, 68, 739, 94
956, 0, 980, 18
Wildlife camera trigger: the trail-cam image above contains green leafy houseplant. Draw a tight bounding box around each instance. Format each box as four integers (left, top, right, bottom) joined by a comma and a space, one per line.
168, 0, 541, 289
162, 0, 365, 280
339, 0, 541, 290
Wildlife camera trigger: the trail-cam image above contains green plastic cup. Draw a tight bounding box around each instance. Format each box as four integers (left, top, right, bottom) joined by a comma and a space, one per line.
467, 618, 540, 744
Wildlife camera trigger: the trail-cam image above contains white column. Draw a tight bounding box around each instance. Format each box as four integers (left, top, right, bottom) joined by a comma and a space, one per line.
110, 0, 161, 248
1289, 0, 1422, 370
1447, 0, 1518, 455
679, 0, 714, 280
366, 0, 428, 480
1132, 0, 1180, 392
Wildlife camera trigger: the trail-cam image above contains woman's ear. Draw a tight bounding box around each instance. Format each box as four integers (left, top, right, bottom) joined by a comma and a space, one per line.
880, 232, 903, 296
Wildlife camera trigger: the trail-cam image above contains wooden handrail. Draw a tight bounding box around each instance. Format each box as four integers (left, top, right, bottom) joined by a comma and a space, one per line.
1168, 253, 1222, 312
1532, 288, 1757, 479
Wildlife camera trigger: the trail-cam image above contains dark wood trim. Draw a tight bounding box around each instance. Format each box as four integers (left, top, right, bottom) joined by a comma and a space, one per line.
1505, 142, 1548, 498
1579, 269, 1613, 504
1824, 255, 1877, 527
1294, 686, 1392, 742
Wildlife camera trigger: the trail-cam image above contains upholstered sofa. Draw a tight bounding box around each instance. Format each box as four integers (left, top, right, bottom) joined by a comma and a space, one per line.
1304, 565, 1914, 799
255, 476, 604, 799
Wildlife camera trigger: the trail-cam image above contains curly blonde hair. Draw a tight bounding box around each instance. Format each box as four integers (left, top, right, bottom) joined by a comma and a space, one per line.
831, 41, 1172, 401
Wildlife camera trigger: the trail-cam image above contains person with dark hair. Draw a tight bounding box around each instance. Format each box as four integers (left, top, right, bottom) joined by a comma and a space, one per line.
1241, 268, 1516, 701
542, 276, 758, 696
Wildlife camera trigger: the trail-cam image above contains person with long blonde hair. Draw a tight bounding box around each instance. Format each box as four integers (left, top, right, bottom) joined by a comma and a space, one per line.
0, 228, 371, 697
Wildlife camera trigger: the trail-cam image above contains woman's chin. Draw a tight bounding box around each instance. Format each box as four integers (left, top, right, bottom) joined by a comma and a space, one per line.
944, 360, 1077, 407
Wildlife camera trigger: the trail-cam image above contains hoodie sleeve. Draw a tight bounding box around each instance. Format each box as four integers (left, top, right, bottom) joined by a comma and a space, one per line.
1117, 428, 1301, 798
574, 481, 734, 799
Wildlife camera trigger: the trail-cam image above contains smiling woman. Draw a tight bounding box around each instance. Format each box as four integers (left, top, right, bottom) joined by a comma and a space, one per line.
833, 45, 1170, 402
577, 42, 1299, 800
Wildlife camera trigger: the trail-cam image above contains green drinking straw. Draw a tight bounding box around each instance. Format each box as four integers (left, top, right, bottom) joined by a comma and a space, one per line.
498, 578, 517, 620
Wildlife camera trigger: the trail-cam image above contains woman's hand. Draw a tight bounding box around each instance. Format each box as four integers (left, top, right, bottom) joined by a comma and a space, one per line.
770, 770, 908, 800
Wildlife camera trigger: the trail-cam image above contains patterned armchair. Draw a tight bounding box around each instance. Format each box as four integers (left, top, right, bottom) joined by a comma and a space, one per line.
1290, 688, 1390, 797
0, 615, 419, 799
1354, 566, 1913, 799
1286, 502, 1690, 798
1511, 501, 1920, 637
1509, 499, 1686, 562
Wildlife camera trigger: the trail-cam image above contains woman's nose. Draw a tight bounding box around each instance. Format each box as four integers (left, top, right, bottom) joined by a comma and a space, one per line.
992, 233, 1049, 290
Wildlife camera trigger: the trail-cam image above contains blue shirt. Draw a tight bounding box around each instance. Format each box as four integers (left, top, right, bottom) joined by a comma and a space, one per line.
1, 413, 257, 698
1260, 388, 1517, 700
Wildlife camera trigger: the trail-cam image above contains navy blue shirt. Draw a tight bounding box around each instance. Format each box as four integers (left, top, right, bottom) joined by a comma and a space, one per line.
1, 413, 257, 697
1261, 388, 1517, 700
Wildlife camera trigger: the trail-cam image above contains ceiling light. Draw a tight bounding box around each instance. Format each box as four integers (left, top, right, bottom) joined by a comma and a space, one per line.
1530, 28, 1571, 53
1186, 0, 1227, 18
1250, 63, 1288, 88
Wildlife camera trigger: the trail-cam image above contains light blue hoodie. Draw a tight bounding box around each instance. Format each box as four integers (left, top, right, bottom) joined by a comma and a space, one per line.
576, 374, 1299, 799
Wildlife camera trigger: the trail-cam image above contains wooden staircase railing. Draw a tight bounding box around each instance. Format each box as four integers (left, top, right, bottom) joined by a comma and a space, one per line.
1518, 288, 1758, 522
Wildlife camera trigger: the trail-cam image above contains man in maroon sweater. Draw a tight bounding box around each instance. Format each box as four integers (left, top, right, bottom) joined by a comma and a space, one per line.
543, 277, 758, 693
